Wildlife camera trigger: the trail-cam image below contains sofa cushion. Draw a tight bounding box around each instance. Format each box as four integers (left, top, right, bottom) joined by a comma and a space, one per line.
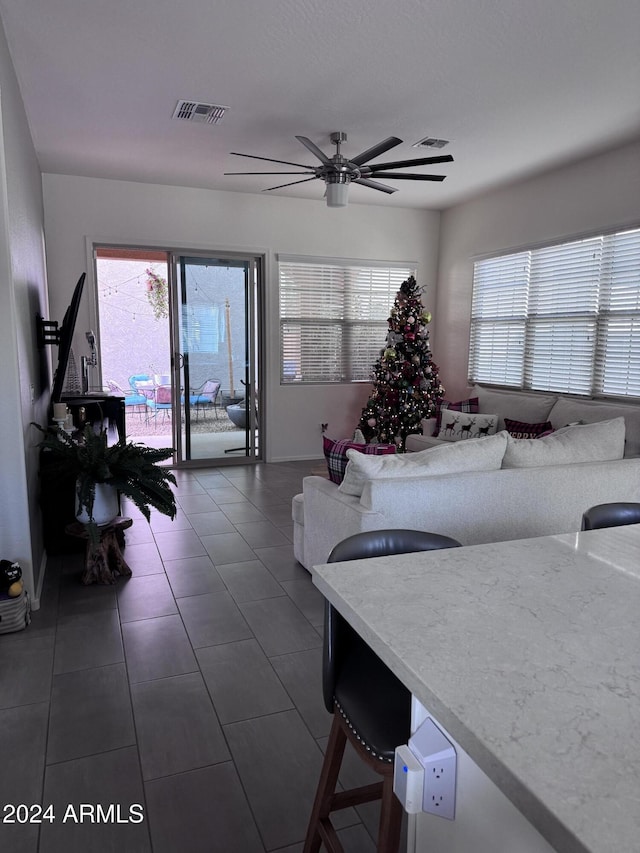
548, 397, 640, 457
502, 417, 625, 468
322, 436, 396, 484
433, 397, 479, 436
472, 385, 557, 430
439, 410, 499, 442
339, 431, 508, 498
504, 418, 554, 439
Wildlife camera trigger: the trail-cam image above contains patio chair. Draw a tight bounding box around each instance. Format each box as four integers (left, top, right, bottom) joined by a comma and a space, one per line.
146, 384, 172, 426
106, 378, 147, 418
189, 379, 221, 420
129, 373, 155, 400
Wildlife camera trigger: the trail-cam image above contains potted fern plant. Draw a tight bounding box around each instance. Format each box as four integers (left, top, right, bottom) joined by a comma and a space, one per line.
34, 422, 176, 545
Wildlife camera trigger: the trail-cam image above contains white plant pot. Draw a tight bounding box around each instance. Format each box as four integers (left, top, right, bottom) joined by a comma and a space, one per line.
76, 481, 119, 527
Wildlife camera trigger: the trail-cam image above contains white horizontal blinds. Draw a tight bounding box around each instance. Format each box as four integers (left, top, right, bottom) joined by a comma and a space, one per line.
596, 319, 640, 396
343, 266, 412, 380
469, 225, 640, 398
469, 322, 525, 386
279, 259, 415, 382
469, 252, 528, 386
525, 236, 601, 394
280, 263, 346, 381
596, 227, 640, 395
526, 318, 597, 394
281, 322, 343, 382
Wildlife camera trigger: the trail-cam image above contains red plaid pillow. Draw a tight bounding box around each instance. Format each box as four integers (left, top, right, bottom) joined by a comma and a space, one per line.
322, 436, 396, 485
433, 397, 479, 436
504, 418, 553, 439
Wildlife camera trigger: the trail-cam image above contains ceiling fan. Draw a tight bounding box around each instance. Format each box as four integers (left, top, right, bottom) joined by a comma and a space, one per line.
224, 132, 453, 207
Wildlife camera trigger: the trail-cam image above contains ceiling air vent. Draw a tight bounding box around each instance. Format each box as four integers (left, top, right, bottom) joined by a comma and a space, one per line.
172, 100, 229, 125
412, 137, 450, 149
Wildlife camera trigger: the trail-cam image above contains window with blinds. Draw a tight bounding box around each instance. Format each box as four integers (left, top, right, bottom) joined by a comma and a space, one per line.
279, 257, 417, 383
469, 226, 640, 398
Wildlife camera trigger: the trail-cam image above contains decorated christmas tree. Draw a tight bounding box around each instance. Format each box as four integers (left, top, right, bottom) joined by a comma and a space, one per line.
357, 275, 444, 451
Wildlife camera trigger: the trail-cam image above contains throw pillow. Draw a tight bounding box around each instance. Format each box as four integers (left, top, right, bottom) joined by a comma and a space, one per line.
322, 436, 396, 485
504, 418, 554, 439
501, 417, 626, 468
438, 410, 498, 442
339, 431, 508, 499
433, 397, 479, 436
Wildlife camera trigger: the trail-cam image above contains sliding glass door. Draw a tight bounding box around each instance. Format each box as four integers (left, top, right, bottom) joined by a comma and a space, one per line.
172, 253, 261, 464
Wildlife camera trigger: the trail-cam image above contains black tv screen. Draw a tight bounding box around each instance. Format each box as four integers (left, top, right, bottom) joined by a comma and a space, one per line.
51, 272, 86, 404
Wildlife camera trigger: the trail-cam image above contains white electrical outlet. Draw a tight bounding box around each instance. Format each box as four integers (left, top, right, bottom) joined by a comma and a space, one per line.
408, 716, 457, 820
422, 753, 457, 819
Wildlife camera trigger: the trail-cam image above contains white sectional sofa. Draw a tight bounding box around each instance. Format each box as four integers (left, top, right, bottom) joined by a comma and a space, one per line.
406, 384, 640, 457
292, 387, 640, 571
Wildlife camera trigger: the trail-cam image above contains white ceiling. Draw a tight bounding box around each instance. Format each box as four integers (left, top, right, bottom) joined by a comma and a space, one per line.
1, 0, 639, 210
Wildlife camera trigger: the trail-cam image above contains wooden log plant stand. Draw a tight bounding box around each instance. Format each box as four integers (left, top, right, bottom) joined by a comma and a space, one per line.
65, 516, 133, 585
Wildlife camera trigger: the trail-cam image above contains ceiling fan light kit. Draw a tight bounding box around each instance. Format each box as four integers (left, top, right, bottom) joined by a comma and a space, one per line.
326, 181, 350, 208
225, 131, 453, 207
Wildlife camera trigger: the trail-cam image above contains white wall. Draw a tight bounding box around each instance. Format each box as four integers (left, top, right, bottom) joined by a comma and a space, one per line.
435, 139, 640, 400
0, 26, 49, 601
41, 174, 441, 461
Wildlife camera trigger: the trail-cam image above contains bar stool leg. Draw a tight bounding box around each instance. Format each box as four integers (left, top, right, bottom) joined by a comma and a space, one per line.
304, 713, 347, 853
377, 772, 403, 853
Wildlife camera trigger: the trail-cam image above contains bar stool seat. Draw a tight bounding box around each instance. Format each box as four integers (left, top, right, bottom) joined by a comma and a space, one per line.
581, 502, 640, 530
304, 529, 461, 853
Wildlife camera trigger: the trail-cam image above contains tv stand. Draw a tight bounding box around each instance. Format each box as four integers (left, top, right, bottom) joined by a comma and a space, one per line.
60, 393, 126, 441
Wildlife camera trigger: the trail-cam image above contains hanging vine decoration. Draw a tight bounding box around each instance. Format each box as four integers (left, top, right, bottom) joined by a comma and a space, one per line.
144, 268, 169, 320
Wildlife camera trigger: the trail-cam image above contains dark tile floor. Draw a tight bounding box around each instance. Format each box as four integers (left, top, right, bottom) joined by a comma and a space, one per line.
0, 461, 389, 853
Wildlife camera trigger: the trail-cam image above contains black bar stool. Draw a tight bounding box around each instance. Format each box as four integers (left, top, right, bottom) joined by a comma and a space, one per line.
304, 529, 461, 853
581, 502, 640, 530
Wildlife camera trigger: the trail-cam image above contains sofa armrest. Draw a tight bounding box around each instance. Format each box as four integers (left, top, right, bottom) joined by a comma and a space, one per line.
406, 433, 444, 452
420, 417, 437, 436
301, 476, 385, 569
404, 417, 441, 452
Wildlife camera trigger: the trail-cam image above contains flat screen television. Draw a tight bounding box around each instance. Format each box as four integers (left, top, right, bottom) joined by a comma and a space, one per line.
51, 272, 86, 404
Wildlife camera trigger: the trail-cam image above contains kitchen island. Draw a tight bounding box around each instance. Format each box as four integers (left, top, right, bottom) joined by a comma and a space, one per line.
312, 525, 640, 853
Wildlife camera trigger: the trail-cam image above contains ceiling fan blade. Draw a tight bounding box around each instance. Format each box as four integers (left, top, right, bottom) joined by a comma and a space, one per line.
295, 136, 332, 165
368, 154, 454, 171
369, 172, 447, 181
349, 136, 403, 166
224, 171, 315, 176
262, 177, 319, 192
353, 177, 397, 194
229, 151, 314, 168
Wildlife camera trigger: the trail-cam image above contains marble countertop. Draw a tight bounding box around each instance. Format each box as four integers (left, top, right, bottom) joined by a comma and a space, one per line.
312, 525, 640, 853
